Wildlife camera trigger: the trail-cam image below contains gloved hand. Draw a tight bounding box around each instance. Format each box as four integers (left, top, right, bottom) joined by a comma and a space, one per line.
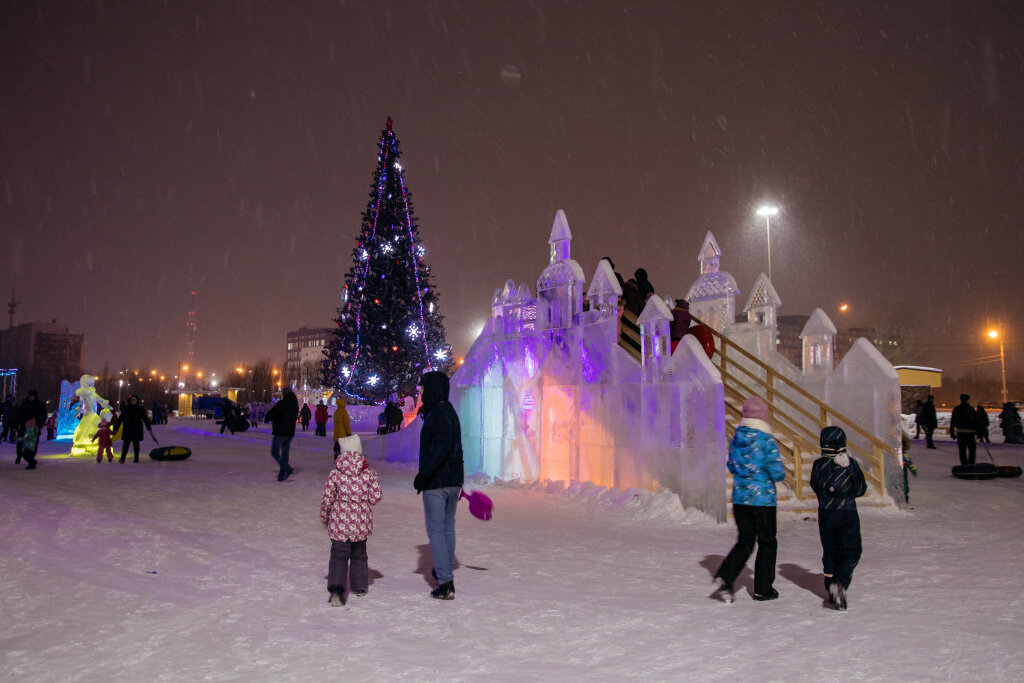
413, 472, 427, 493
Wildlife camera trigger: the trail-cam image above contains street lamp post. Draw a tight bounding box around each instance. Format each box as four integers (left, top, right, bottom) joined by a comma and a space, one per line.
988, 329, 1007, 404
756, 206, 779, 282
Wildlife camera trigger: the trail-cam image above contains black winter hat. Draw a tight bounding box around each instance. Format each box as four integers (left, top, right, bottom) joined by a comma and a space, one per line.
820, 425, 847, 450
960, 394, 970, 402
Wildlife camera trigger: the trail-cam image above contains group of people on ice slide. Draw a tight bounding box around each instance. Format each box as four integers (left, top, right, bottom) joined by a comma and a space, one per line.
712, 397, 866, 611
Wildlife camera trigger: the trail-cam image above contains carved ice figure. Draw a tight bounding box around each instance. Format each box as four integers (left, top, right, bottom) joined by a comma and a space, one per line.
71, 374, 112, 456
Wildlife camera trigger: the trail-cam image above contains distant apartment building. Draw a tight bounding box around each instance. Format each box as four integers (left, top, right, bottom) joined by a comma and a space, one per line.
285, 326, 332, 388
0, 321, 84, 402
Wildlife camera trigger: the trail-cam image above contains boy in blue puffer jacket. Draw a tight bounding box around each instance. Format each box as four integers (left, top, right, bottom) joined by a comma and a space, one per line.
810, 426, 867, 611
714, 396, 787, 602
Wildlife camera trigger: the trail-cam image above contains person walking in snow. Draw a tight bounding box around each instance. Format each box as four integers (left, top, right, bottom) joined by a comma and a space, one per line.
414, 370, 464, 600
950, 394, 977, 466
332, 397, 353, 456
314, 400, 328, 437
998, 402, 1023, 443
713, 396, 786, 603
918, 395, 938, 449
974, 404, 990, 443
299, 402, 312, 432
266, 390, 299, 481
92, 410, 116, 463
13, 390, 48, 466
320, 434, 382, 606
113, 394, 153, 464
810, 426, 867, 611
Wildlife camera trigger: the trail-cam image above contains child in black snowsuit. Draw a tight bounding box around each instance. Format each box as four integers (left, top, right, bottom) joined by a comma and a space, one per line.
810, 426, 867, 611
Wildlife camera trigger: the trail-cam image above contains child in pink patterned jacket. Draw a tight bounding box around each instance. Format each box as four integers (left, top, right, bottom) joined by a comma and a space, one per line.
320, 434, 382, 606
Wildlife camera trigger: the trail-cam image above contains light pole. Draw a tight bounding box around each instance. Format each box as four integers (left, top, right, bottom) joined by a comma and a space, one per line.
756, 206, 779, 282
988, 329, 1007, 404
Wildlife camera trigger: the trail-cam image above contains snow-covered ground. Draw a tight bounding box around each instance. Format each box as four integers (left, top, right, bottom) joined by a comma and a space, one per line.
2, 419, 1022, 681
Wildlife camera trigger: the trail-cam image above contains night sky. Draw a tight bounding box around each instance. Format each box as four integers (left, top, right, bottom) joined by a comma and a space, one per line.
2, 1, 1022, 381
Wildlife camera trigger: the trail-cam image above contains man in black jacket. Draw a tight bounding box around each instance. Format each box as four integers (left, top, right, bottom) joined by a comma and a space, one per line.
113, 394, 152, 463
266, 390, 299, 481
414, 371, 464, 600
950, 393, 977, 466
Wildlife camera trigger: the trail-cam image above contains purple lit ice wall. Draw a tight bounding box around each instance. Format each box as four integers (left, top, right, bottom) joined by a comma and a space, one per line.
450, 301, 729, 522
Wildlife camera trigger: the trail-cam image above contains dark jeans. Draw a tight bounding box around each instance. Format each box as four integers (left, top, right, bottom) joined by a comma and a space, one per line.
315, 423, 326, 436
716, 504, 778, 596
271, 435, 293, 474
956, 432, 977, 466
818, 509, 862, 589
923, 425, 936, 448
120, 439, 141, 462
328, 539, 368, 594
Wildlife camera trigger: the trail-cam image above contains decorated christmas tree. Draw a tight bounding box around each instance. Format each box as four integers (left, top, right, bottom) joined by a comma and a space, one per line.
322, 118, 453, 403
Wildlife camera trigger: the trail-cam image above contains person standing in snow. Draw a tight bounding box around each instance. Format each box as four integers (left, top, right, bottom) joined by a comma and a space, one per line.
974, 404, 990, 443
299, 402, 312, 432
413, 371, 464, 600
266, 390, 299, 481
13, 390, 48, 466
810, 426, 867, 611
918, 395, 938, 449
91, 410, 116, 463
320, 434, 382, 606
713, 396, 786, 602
314, 400, 329, 437
113, 394, 153, 464
998, 402, 1023, 443
332, 397, 353, 456
950, 394, 977, 466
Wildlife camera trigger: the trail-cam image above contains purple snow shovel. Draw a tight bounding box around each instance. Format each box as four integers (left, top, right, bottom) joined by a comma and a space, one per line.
460, 489, 494, 521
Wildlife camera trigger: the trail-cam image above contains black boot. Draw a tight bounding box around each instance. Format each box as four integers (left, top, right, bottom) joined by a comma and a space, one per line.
430, 581, 455, 600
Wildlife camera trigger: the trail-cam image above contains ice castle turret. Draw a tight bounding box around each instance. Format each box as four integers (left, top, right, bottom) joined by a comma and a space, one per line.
586, 258, 623, 319
686, 232, 740, 332
800, 308, 837, 378
743, 273, 781, 328
536, 210, 585, 330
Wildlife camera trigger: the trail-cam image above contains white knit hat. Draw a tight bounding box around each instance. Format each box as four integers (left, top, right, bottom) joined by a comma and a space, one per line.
337, 434, 362, 454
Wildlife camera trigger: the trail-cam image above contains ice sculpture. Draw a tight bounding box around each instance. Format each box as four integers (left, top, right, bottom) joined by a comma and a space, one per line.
56, 379, 80, 441
70, 374, 112, 456
449, 211, 729, 521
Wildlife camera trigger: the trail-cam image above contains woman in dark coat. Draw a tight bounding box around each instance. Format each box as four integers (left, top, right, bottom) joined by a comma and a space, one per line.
300, 402, 312, 432
113, 394, 152, 464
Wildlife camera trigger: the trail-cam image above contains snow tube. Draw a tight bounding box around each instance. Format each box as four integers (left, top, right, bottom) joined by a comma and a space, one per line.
149, 446, 192, 461
951, 464, 998, 480
996, 465, 1023, 478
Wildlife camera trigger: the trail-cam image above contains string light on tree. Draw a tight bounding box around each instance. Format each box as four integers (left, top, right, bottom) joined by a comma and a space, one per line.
322, 117, 454, 402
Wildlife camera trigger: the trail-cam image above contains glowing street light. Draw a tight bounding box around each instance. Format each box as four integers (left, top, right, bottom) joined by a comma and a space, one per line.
839, 303, 849, 313
756, 206, 779, 282
988, 329, 1007, 404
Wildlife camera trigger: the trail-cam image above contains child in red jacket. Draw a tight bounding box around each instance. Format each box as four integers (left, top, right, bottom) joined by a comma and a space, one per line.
92, 410, 116, 462
320, 434, 382, 606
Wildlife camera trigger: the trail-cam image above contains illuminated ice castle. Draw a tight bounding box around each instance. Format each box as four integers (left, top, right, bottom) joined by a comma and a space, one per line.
376, 211, 903, 520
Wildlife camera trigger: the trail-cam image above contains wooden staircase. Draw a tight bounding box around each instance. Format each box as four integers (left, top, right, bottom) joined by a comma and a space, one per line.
615, 308, 896, 512
699, 320, 895, 512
